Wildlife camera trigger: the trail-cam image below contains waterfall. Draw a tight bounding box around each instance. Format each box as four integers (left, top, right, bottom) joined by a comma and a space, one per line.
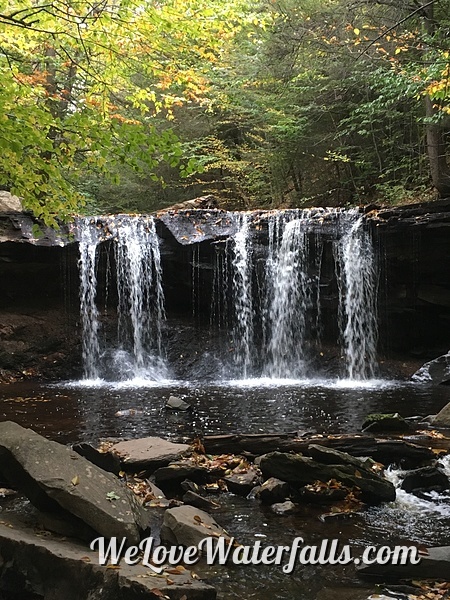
231, 213, 254, 378
111, 216, 167, 380
264, 216, 313, 378
77, 208, 378, 383
78, 218, 101, 380
335, 211, 378, 380
77, 215, 168, 381
222, 208, 378, 381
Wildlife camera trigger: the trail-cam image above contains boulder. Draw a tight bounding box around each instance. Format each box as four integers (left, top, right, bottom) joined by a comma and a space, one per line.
182, 490, 220, 511
0, 514, 216, 600
362, 413, 412, 433
307, 444, 372, 469
358, 545, 450, 581
271, 500, 298, 515
0, 421, 147, 545
412, 351, 450, 385
298, 480, 350, 504
224, 469, 261, 496
154, 461, 209, 489
72, 442, 121, 475
258, 452, 396, 504
428, 400, 450, 427
255, 478, 290, 505
0, 190, 22, 213
165, 395, 192, 411
110, 436, 190, 472
160, 505, 230, 547
401, 466, 449, 494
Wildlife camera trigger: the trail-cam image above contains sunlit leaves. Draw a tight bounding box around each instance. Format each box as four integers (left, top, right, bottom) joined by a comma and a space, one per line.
0, 0, 257, 223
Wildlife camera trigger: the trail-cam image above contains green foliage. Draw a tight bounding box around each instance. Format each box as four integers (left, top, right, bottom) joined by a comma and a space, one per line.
2, 0, 450, 216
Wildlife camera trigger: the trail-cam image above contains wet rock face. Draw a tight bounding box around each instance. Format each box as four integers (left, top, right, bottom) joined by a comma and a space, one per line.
258, 451, 396, 504
160, 505, 230, 548
412, 351, 450, 385
0, 421, 148, 545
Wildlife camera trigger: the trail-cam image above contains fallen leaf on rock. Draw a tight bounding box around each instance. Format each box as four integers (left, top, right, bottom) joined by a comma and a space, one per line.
149, 589, 169, 599
166, 566, 186, 574
71, 475, 79, 486
193, 515, 203, 524
106, 491, 120, 501
106, 564, 120, 570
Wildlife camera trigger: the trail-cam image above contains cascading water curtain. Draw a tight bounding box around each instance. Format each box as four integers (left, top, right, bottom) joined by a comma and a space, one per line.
77, 217, 101, 380
111, 216, 167, 380
264, 216, 313, 379
231, 213, 254, 378
77, 215, 167, 381
336, 211, 378, 380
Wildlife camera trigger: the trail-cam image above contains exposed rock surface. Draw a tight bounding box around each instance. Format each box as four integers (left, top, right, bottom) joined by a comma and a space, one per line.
258, 451, 396, 504
154, 461, 209, 489
0, 191, 22, 213
0, 514, 216, 600
412, 351, 450, 385
73, 442, 121, 475
401, 465, 449, 494
182, 490, 220, 511
110, 437, 190, 472
254, 477, 290, 505
205, 434, 435, 467
224, 469, 261, 496
427, 399, 450, 427
362, 413, 413, 433
0, 421, 147, 545
157, 208, 239, 245
160, 505, 230, 547
270, 500, 298, 515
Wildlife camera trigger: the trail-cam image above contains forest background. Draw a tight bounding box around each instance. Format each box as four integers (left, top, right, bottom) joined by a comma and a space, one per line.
1, 0, 449, 226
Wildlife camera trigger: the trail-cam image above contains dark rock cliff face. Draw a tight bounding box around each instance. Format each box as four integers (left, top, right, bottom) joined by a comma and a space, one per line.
0, 200, 449, 382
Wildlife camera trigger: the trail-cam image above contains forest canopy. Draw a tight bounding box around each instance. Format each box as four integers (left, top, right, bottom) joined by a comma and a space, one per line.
0, 0, 449, 223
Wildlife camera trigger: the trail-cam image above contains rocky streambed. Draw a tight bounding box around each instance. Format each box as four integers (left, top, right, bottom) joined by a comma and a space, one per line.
1, 405, 450, 600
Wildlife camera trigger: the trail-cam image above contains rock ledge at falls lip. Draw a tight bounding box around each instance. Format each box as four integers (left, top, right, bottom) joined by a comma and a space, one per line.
0, 421, 148, 545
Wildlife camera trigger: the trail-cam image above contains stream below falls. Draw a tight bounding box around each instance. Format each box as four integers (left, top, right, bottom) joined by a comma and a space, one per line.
1, 378, 449, 600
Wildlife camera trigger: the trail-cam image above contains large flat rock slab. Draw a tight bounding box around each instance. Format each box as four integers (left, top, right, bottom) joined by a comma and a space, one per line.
160, 505, 231, 548
0, 514, 216, 600
110, 437, 190, 472
0, 421, 147, 544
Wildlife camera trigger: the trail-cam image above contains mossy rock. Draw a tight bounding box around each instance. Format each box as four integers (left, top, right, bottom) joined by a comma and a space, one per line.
362, 412, 413, 433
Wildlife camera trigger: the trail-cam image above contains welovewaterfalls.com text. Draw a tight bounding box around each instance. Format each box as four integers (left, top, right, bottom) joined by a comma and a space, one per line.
90, 536, 421, 574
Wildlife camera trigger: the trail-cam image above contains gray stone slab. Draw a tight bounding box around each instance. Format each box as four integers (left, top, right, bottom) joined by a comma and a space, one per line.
110, 436, 190, 471
0, 421, 146, 544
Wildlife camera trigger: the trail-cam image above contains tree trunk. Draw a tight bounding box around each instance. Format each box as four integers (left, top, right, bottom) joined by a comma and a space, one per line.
423, 3, 450, 196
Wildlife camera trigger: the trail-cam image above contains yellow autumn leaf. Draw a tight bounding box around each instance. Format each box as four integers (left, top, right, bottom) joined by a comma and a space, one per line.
354, 28, 360, 36
71, 475, 80, 486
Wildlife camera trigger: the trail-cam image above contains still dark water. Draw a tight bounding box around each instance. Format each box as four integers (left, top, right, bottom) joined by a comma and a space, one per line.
1, 378, 449, 600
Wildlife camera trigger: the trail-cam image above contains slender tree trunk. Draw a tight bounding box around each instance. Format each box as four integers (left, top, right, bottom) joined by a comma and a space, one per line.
423, 3, 450, 196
